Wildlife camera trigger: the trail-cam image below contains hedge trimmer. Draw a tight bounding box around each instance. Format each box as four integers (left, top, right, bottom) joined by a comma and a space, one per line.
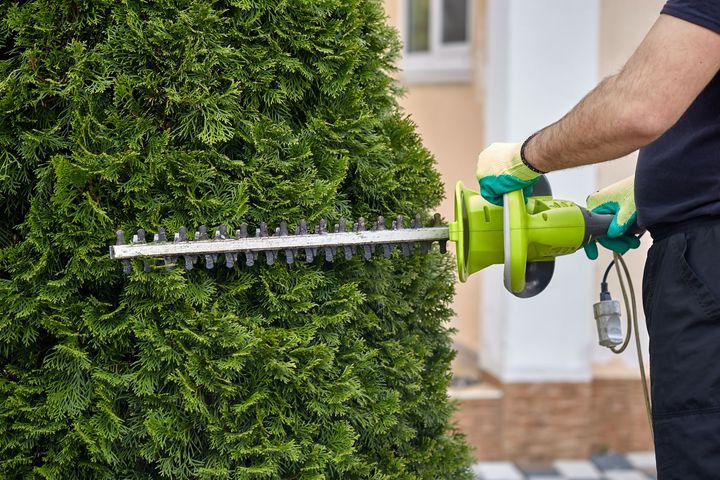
111, 177, 622, 298
109, 174, 650, 410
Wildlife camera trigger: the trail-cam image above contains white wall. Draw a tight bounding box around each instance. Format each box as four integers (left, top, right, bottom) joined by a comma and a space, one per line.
482, 0, 601, 382
590, 0, 663, 377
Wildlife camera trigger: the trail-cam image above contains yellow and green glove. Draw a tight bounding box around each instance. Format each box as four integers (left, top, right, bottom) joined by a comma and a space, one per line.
583, 175, 640, 260
475, 142, 543, 206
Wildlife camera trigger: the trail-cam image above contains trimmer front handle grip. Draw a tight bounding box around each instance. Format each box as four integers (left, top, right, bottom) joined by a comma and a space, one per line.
580, 208, 645, 247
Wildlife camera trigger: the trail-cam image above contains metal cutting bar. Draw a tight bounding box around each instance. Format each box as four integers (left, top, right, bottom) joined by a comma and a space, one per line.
110, 227, 450, 260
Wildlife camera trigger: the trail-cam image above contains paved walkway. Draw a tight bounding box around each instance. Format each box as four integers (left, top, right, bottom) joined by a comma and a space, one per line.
473, 452, 656, 480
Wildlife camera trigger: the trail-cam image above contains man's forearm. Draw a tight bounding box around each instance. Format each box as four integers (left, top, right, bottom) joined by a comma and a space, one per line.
522, 14, 720, 173
523, 74, 660, 173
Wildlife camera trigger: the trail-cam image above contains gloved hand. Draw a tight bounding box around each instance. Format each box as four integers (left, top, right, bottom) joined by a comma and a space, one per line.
583, 175, 641, 260
475, 142, 543, 206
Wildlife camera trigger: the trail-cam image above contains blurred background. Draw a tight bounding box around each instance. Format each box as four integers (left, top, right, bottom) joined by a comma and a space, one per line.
383, 0, 663, 462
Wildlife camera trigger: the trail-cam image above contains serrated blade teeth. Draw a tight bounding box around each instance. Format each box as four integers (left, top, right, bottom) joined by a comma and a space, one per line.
375, 216, 393, 258
175, 227, 195, 270
299, 220, 314, 263
279, 221, 295, 264
132, 229, 151, 271
316, 218, 334, 262
116, 231, 132, 273
356, 217, 373, 260
215, 229, 226, 264
397, 215, 412, 257
195, 225, 214, 268
432, 213, 448, 253
259, 223, 275, 265
336, 218, 352, 260
225, 251, 236, 268
412, 215, 428, 254
113, 214, 448, 273
155, 228, 175, 270
238, 224, 255, 266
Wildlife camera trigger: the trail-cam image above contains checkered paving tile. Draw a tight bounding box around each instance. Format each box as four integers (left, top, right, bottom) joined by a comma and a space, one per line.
473, 452, 656, 480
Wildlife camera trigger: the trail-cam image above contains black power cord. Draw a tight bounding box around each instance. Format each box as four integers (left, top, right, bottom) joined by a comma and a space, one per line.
595, 251, 653, 441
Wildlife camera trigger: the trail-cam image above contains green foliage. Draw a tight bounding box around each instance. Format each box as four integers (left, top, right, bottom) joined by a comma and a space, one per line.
0, 0, 472, 478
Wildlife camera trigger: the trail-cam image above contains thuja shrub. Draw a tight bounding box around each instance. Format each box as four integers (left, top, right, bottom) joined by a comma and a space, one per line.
0, 1, 472, 478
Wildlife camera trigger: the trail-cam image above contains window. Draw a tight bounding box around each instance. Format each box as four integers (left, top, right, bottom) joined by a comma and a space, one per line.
401, 0, 472, 83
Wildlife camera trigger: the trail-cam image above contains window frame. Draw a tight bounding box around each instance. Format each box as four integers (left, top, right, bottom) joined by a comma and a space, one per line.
399, 0, 473, 84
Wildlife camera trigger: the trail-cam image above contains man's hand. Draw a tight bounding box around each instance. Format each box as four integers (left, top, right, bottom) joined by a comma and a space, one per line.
583, 175, 640, 260
476, 142, 542, 206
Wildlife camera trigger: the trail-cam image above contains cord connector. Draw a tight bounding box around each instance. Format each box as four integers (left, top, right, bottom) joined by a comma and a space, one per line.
593, 286, 623, 348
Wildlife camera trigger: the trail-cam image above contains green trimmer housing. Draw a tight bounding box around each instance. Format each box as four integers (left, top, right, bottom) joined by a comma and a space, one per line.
449, 176, 611, 298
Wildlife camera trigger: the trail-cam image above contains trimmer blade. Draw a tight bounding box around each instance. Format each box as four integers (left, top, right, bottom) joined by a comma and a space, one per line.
110, 215, 449, 273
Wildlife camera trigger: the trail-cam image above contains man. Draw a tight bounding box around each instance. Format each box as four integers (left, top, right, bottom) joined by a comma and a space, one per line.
475, 2, 720, 478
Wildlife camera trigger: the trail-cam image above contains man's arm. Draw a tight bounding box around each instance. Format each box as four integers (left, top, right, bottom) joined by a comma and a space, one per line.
524, 14, 720, 173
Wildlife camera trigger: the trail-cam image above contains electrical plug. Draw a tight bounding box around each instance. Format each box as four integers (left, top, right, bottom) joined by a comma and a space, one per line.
593, 281, 623, 348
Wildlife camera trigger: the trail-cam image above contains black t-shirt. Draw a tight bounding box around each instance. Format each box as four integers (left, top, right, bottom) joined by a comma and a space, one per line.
635, 0, 720, 228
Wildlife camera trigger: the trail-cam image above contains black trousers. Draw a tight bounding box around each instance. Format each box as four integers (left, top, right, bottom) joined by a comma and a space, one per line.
644, 217, 720, 479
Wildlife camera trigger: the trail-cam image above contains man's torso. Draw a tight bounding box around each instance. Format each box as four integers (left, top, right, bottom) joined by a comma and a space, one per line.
635, 0, 720, 229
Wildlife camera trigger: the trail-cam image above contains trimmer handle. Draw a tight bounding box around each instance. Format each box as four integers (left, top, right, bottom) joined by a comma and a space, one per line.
581, 209, 645, 246
503, 193, 645, 297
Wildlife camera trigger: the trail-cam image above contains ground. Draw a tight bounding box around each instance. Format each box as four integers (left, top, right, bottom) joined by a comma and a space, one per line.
473, 452, 656, 480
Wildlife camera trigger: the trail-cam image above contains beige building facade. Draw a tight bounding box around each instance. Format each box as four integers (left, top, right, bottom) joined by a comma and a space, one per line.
384, 0, 664, 460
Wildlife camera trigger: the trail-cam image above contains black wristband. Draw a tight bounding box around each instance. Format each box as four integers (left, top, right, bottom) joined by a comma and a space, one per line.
520, 134, 546, 174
